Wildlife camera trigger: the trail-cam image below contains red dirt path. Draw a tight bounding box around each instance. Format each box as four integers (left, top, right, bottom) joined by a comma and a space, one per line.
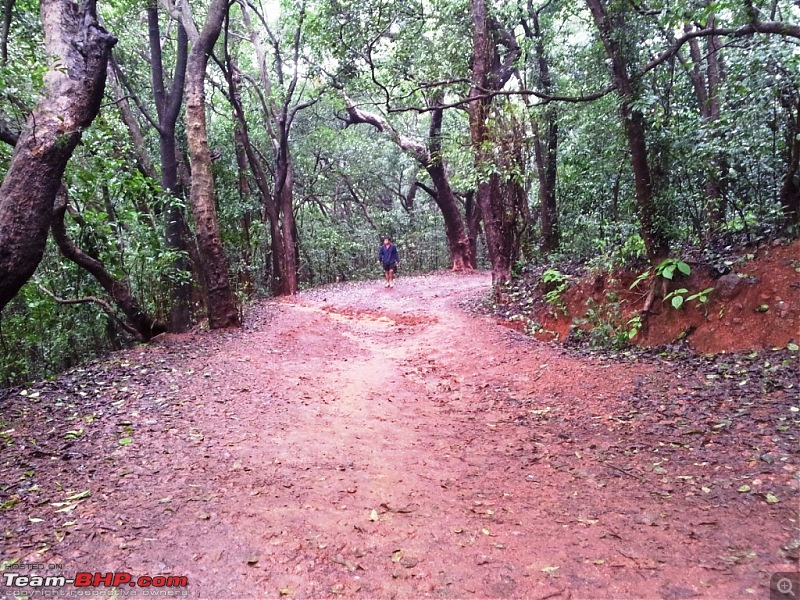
1, 273, 797, 599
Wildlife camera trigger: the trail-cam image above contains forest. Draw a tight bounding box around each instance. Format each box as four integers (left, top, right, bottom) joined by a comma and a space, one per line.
0, 0, 798, 378
1, 1, 799, 597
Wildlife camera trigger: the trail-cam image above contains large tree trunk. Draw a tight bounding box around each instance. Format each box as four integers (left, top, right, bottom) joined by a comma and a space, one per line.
426, 98, 474, 270
52, 187, 166, 341
0, 0, 116, 312
468, 0, 521, 286
145, 5, 196, 332
586, 0, 669, 262
275, 147, 299, 296
182, 0, 239, 328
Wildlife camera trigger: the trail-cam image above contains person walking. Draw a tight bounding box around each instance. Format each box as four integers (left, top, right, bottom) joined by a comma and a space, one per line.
378, 237, 400, 288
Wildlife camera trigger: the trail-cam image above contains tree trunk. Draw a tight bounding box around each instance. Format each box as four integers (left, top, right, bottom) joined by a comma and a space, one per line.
221, 56, 289, 296
146, 5, 195, 331
52, 186, 166, 341
687, 24, 727, 234
585, 0, 669, 262
465, 191, 481, 265
468, 0, 521, 285
234, 124, 254, 288
426, 98, 474, 270
780, 96, 800, 225
0, 0, 116, 312
183, 0, 239, 328
0, 0, 14, 65
524, 7, 560, 253
275, 147, 299, 296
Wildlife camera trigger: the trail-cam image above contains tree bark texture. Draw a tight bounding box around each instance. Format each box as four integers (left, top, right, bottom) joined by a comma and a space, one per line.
468, 0, 522, 285
182, 0, 239, 328
0, 0, 116, 312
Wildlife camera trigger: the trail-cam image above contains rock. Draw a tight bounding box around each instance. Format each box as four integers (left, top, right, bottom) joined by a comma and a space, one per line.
716, 274, 743, 300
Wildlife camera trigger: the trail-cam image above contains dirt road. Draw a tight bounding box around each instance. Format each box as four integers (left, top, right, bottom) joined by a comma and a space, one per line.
1, 273, 796, 599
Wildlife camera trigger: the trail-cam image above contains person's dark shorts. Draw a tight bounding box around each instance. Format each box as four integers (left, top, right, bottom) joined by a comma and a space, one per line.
382, 261, 397, 273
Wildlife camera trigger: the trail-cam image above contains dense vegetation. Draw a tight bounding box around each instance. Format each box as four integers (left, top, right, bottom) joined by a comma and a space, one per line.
0, 0, 798, 384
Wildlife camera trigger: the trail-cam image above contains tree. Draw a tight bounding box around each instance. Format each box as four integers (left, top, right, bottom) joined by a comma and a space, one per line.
220, 0, 323, 296
683, 21, 726, 234
167, 0, 240, 328
341, 94, 474, 270
585, 0, 669, 263
51, 185, 166, 341
0, 0, 116, 312
468, 0, 524, 285
521, 1, 559, 253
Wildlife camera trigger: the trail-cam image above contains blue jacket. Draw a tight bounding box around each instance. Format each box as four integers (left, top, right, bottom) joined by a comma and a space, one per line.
379, 243, 399, 265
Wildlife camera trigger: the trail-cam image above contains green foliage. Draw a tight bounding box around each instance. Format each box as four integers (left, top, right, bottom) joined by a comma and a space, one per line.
630, 257, 691, 292
572, 294, 633, 350
540, 268, 571, 314
664, 287, 715, 311
656, 258, 691, 281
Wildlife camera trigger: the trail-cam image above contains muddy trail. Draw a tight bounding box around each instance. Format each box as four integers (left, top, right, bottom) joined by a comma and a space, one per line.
1, 273, 797, 599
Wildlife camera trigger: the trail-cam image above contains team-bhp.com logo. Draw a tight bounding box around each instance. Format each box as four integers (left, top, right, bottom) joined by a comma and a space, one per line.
3, 572, 188, 594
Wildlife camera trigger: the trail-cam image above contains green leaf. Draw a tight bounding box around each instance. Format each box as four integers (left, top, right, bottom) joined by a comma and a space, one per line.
787, 343, 799, 352
661, 265, 675, 280
118, 437, 132, 446
765, 493, 779, 504
671, 296, 684, 309
677, 261, 691, 276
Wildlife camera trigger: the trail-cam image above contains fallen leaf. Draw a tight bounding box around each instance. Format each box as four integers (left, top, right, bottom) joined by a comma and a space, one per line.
369, 509, 379, 522
65, 490, 90, 501
765, 493, 780, 504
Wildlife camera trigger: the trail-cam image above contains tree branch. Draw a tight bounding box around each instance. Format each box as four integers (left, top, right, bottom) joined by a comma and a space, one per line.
0, 121, 18, 146
340, 95, 429, 164
37, 284, 143, 340
109, 54, 161, 132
